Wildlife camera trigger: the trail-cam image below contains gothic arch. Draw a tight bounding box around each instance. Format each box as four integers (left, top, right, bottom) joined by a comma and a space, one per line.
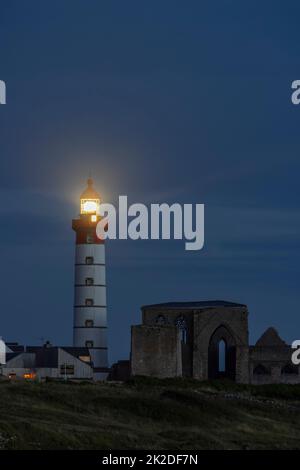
175, 315, 187, 344
208, 324, 236, 380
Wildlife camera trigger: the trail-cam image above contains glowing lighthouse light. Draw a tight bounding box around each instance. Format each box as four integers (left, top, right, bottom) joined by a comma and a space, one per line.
82, 200, 98, 213
80, 178, 100, 215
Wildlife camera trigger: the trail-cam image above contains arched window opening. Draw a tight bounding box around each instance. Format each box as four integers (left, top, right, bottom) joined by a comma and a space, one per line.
218, 339, 226, 372
180, 328, 187, 343
253, 364, 270, 375
208, 325, 236, 380
175, 316, 187, 344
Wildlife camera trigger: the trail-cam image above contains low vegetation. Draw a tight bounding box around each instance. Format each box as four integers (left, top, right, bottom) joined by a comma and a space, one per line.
0, 377, 300, 449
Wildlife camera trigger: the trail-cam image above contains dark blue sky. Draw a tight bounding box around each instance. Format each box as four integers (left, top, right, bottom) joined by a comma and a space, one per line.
1, 1, 300, 363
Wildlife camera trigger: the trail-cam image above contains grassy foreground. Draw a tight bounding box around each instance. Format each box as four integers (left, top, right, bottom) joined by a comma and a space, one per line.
0, 377, 300, 449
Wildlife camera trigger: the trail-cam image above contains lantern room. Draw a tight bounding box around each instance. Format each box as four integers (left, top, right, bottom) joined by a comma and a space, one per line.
80, 177, 100, 215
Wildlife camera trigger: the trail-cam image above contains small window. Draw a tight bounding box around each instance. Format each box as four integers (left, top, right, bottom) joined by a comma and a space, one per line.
60, 364, 75, 375
85, 319, 94, 327
85, 340, 94, 348
85, 298, 94, 306
86, 256, 94, 265
85, 277, 94, 286
86, 233, 94, 244
155, 315, 166, 325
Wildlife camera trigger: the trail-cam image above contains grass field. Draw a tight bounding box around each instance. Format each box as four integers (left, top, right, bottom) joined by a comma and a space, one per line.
0, 376, 300, 450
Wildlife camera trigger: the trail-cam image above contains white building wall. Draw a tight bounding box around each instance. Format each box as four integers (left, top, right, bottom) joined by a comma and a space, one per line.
58, 349, 93, 379
3, 353, 35, 368
75, 244, 105, 265
75, 286, 106, 306
73, 328, 107, 347
74, 307, 107, 327
73, 243, 108, 376
75, 265, 106, 285
1, 349, 94, 380
1, 367, 33, 378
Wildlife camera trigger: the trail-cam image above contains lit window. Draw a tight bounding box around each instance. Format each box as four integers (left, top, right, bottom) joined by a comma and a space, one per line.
85, 340, 94, 348
91, 215, 97, 222
23, 372, 36, 380
86, 256, 94, 265
79, 355, 90, 363
85, 277, 94, 286
81, 199, 100, 214
85, 299, 94, 306
85, 319, 94, 327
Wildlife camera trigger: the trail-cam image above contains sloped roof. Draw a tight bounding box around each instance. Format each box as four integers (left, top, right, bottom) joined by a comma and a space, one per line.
35, 348, 59, 368
26, 346, 91, 366
6, 343, 25, 353
255, 327, 287, 347
142, 300, 246, 310
6, 352, 22, 361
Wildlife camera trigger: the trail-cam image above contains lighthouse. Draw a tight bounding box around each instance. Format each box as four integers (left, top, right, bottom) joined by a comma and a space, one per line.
72, 178, 108, 380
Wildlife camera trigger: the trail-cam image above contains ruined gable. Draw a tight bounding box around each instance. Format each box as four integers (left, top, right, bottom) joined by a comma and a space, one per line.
255, 327, 287, 347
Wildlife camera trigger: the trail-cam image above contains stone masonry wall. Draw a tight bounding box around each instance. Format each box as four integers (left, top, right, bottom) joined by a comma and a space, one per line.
192, 307, 249, 383
250, 346, 300, 384
130, 325, 182, 378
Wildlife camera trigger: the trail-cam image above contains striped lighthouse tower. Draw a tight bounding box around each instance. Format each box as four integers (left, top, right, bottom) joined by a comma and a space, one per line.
72, 178, 108, 380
